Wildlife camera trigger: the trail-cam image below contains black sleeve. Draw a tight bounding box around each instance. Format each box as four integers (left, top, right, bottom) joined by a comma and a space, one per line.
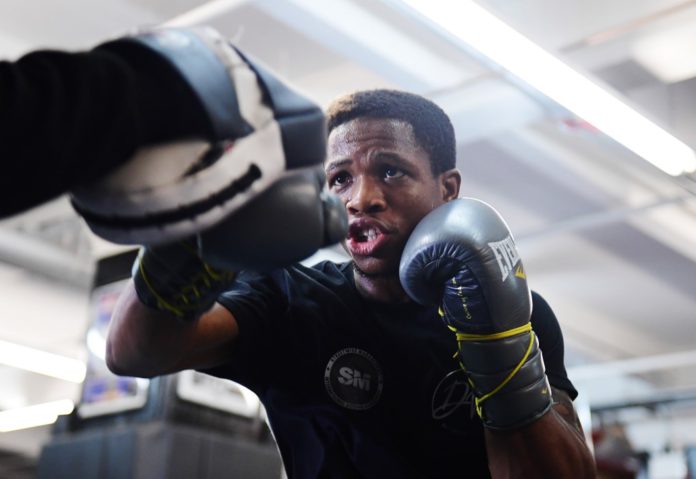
530, 290, 578, 400
198, 270, 288, 395
0, 45, 210, 217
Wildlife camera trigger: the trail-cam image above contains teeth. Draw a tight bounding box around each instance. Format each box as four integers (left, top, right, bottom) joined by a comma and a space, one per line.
354, 227, 380, 242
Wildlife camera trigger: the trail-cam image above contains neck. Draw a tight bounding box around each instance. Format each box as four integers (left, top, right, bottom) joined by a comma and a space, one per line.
352, 266, 410, 304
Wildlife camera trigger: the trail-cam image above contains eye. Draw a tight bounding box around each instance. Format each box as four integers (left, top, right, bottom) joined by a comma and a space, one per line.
329, 171, 351, 188
383, 165, 405, 180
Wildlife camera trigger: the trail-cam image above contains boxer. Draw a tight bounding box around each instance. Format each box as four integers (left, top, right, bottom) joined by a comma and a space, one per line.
108, 88, 595, 478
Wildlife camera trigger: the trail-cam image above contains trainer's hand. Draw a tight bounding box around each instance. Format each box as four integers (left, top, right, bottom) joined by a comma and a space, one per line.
399, 198, 551, 429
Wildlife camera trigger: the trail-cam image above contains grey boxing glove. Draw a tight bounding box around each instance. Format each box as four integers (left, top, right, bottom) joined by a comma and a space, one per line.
198, 166, 346, 272
133, 166, 347, 320
399, 198, 551, 429
132, 237, 236, 321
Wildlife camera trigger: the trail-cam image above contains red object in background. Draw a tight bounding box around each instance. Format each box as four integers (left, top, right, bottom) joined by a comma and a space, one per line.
560, 117, 601, 133
592, 425, 640, 479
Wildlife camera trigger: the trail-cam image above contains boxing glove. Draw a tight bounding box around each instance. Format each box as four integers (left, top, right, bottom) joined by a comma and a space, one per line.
71, 26, 327, 246
399, 198, 551, 429
198, 166, 347, 272
133, 166, 347, 321
132, 237, 236, 321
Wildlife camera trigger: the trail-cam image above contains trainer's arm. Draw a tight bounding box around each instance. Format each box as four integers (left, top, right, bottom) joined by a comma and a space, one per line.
106, 280, 239, 378
485, 386, 596, 478
0, 46, 210, 217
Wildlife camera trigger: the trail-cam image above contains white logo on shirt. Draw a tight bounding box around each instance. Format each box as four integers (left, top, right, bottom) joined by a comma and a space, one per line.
324, 348, 383, 410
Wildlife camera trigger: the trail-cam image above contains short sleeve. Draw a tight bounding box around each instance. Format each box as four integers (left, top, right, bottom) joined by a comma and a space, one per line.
198, 270, 288, 394
530, 291, 578, 400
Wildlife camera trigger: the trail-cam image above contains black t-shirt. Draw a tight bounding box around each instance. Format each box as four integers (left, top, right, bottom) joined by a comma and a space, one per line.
203, 261, 576, 479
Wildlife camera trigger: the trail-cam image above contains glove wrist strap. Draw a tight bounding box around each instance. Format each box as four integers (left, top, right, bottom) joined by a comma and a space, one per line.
133, 241, 236, 321
448, 319, 553, 430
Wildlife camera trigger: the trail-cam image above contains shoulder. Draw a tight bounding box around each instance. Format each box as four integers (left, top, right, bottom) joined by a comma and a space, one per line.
273, 260, 353, 287
305, 260, 353, 278
529, 290, 579, 399
529, 290, 563, 345
219, 260, 353, 303
530, 290, 559, 332
225, 260, 350, 288
531, 291, 554, 317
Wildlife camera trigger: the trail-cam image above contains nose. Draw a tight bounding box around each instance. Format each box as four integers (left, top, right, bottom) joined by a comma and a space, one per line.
345, 176, 386, 215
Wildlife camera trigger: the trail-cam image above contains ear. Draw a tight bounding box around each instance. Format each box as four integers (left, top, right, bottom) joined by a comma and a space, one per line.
439, 168, 461, 202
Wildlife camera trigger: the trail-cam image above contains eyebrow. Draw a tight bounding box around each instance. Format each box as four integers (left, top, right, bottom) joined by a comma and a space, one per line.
373, 151, 406, 163
324, 151, 413, 173
325, 159, 352, 173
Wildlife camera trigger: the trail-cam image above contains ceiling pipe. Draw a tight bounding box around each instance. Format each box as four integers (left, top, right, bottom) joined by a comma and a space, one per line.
589, 388, 696, 413
569, 348, 696, 380
561, 0, 696, 52
0, 228, 93, 289
517, 195, 696, 243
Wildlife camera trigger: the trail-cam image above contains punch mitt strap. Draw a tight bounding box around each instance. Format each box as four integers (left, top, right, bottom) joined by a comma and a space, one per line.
70, 27, 326, 246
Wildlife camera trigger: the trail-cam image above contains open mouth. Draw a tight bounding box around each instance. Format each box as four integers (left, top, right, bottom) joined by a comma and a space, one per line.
354, 227, 380, 242
346, 221, 390, 256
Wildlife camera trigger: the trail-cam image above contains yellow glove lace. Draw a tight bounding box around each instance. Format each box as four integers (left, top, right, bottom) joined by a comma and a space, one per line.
137, 241, 237, 318
439, 306, 535, 420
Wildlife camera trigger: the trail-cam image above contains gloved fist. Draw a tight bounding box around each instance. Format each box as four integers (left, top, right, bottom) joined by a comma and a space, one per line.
133, 165, 347, 319
133, 237, 236, 322
199, 166, 347, 272
71, 26, 327, 246
399, 198, 551, 429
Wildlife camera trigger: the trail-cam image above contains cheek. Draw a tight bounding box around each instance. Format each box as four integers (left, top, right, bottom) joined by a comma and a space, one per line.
399, 183, 440, 207
335, 187, 352, 205
390, 192, 430, 223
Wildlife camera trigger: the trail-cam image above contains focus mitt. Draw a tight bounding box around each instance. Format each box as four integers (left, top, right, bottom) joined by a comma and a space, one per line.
71, 27, 326, 246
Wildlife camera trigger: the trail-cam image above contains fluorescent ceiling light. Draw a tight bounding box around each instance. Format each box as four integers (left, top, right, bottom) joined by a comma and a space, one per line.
0, 399, 74, 432
0, 339, 86, 383
288, 0, 467, 89
86, 328, 107, 362
632, 24, 696, 84
569, 348, 696, 380
164, 0, 250, 27
399, 0, 696, 176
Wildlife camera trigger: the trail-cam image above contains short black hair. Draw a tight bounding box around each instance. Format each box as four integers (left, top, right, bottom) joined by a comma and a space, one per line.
326, 89, 456, 176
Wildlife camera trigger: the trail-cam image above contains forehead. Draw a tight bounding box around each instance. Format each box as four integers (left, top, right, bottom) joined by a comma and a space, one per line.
327, 118, 422, 158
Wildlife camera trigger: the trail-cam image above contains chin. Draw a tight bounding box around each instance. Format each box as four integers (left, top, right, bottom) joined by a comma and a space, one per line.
351, 257, 398, 279
351, 261, 409, 303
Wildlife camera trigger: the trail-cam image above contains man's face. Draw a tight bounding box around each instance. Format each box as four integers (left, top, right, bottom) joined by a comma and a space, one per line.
326, 117, 457, 298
